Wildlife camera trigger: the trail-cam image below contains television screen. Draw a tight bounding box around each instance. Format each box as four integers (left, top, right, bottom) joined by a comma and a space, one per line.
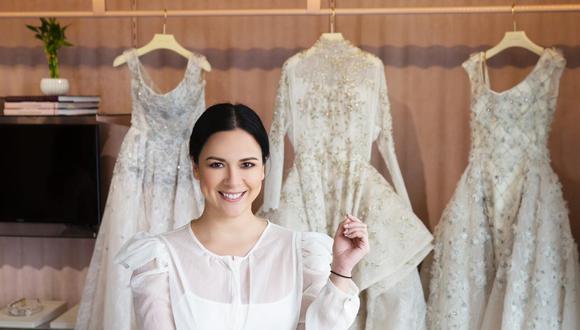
0, 124, 101, 227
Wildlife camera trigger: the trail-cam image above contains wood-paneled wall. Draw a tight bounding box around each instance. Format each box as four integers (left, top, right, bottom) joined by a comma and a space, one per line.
1, 0, 579, 307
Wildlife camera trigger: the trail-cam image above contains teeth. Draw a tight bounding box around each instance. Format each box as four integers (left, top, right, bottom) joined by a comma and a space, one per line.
222, 192, 243, 200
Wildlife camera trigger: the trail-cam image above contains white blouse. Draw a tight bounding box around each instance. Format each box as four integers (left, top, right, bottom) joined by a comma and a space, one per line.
115, 222, 360, 330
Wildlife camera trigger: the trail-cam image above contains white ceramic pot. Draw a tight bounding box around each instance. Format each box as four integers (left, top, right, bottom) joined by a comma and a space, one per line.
40, 78, 69, 96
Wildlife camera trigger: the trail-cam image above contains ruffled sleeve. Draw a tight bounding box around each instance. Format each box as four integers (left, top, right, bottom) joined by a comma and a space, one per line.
262, 62, 292, 212
115, 232, 176, 330
299, 232, 360, 329
116, 232, 169, 271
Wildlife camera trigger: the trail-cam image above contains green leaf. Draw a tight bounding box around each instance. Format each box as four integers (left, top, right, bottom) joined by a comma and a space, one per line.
28, 17, 72, 71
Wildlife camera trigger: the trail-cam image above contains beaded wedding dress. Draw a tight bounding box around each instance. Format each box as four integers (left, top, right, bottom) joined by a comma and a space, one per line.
427, 48, 580, 330
75, 49, 207, 330
262, 34, 434, 330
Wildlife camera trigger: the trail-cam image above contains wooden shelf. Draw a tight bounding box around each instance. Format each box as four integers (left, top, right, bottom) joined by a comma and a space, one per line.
0, 223, 98, 239
0, 115, 98, 125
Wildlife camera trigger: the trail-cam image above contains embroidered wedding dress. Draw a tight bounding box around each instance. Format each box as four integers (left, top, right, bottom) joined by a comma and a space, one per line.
75, 49, 207, 330
262, 34, 434, 330
427, 48, 580, 330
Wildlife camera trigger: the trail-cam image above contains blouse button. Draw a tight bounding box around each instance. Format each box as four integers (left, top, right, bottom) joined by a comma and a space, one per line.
343, 299, 352, 309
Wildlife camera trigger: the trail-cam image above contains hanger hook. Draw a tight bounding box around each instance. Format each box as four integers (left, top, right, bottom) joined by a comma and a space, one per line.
163, 8, 167, 34
330, 0, 336, 33
511, 1, 517, 31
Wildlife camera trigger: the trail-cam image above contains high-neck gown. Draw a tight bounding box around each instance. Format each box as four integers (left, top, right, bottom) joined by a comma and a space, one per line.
262, 36, 434, 330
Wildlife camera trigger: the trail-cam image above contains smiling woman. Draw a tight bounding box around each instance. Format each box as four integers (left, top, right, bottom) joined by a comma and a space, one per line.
190, 104, 267, 222
115, 103, 370, 330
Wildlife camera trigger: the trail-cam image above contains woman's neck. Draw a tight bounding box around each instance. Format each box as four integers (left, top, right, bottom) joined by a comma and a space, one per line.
191, 209, 268, 257
193, 208, 263, 238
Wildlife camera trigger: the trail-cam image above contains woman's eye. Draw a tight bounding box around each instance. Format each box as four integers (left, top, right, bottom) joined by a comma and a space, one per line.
209, 162, 224, 168
241, 162, 255, 168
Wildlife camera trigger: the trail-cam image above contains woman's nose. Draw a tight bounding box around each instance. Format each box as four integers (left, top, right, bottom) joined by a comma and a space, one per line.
224, 166, 241, 185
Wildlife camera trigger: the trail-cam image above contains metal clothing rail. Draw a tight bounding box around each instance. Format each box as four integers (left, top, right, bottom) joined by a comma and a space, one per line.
1, 0, 580, 18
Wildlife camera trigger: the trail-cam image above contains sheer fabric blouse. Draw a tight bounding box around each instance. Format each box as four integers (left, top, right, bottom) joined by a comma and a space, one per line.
115, 222, 360, 330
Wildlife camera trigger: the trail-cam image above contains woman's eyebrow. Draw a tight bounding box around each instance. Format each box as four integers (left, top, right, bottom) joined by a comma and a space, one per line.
206, 156, 226, 162
205, 156, 259, 162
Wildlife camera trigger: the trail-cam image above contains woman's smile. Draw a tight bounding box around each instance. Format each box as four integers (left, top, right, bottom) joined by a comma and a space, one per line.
218, 191, 246, 202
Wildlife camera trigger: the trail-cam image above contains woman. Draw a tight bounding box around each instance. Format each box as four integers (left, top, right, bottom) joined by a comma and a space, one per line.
116, 103, 370, 329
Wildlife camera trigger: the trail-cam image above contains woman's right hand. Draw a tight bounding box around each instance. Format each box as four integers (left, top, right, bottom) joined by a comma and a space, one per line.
330, 214, 370, 278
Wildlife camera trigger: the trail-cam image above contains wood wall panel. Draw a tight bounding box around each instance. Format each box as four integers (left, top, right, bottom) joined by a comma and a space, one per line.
0, 0, 578, 308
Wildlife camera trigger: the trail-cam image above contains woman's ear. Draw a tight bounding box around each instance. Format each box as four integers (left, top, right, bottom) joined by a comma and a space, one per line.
193, 162, 200, 180
261, 159, 267, 181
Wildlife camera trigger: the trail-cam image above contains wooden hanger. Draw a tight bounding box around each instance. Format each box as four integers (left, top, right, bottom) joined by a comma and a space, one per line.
321, 0, 343, 40
485, 1, 544, 59
113, 9, 211, 71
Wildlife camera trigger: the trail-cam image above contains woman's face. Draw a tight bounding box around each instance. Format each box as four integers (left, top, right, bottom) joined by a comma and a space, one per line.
194, 129, 265, 219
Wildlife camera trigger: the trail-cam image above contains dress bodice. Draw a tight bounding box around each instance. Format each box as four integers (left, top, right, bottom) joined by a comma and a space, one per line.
264, 36, 414, 211
464, 49, 566, 169
276, 37, 388, 164
125, 49, 207, 145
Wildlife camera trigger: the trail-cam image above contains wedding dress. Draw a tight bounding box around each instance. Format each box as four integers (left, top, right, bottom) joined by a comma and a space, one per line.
427, 48, 579, 330
75, 49, 207, 330
262, 34, 434, 330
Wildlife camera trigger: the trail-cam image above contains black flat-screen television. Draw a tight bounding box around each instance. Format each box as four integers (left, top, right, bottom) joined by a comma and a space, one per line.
0, 122, 101, 237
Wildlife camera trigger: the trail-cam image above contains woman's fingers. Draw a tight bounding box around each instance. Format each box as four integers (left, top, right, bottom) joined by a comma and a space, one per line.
343, 227, 368, 239
335, 218, 350, 239
344, 223, 367, 230
345, 230, 370, 252
346, 214, 363, 223
342, 215, 366, 235
333, 215, 370, 270
338, 215, 368, 243
343, 221, 367, 232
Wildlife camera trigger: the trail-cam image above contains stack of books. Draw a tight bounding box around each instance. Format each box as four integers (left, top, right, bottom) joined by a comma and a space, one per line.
2, 95, 100, 116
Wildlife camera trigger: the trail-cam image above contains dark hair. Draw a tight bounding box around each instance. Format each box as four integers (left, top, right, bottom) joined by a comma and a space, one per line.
189, 103, 269, 164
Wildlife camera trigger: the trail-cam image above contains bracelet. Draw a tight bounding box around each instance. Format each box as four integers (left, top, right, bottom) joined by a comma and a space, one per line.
330, 269, 352, 279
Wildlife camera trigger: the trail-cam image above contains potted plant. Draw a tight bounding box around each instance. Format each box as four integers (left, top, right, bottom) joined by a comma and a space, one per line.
26, 17, 73, 95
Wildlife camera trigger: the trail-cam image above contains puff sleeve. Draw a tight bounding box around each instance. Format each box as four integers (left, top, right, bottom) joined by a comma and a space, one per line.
262, 64, 291, 212
115, 232, 176, 330
374, 66, 412, 208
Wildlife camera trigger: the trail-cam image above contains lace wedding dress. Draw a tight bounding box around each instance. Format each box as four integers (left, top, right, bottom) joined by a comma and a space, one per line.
262, 35, 434, 330
75, 49, 207, 330
427, 48, 579, 330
